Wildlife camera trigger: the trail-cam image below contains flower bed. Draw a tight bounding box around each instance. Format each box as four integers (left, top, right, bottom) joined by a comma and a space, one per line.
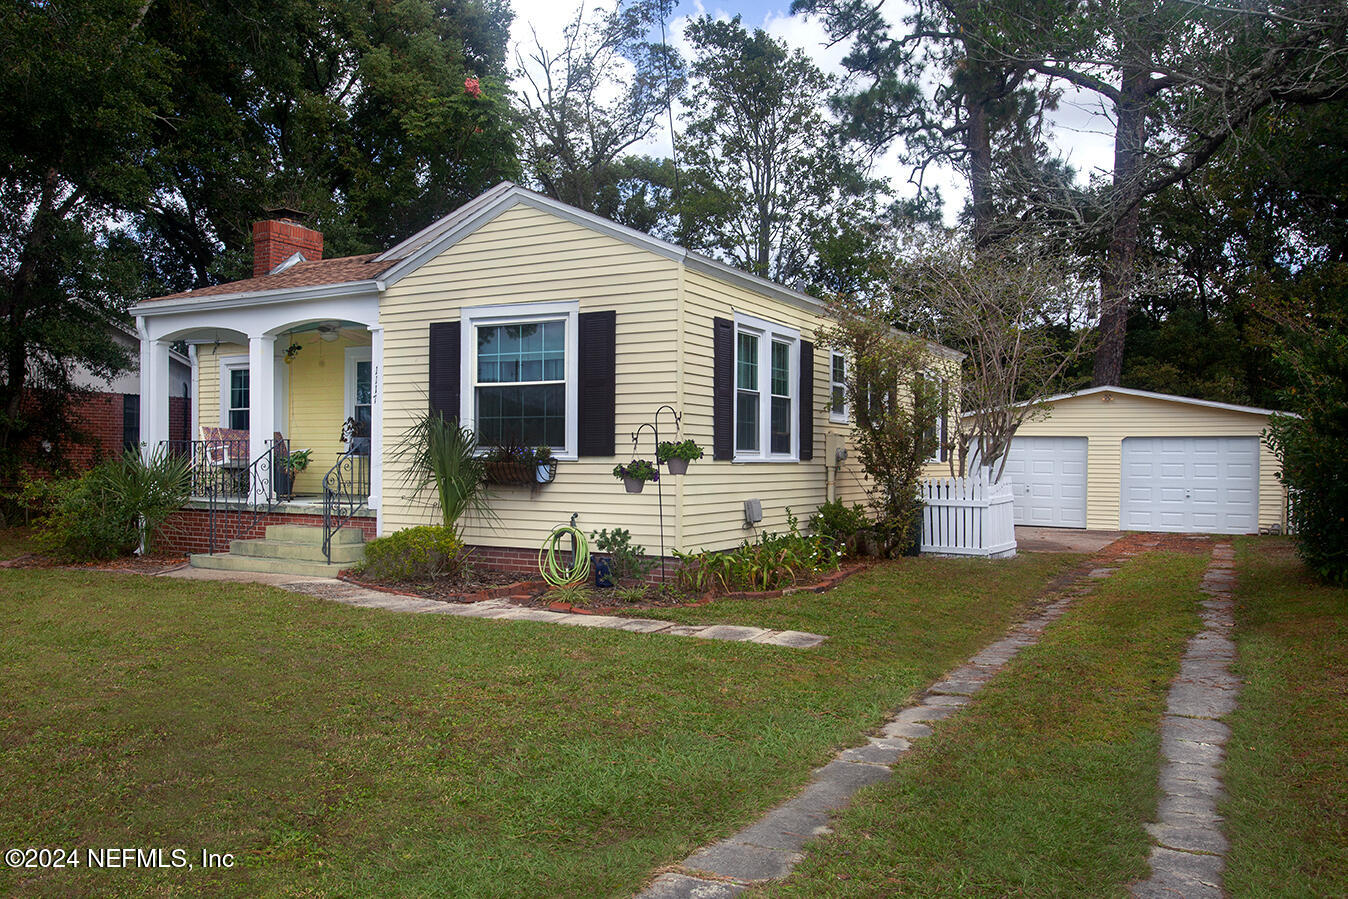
340, 566, 549, 604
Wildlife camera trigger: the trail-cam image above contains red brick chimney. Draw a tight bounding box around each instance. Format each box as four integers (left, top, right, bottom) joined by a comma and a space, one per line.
252, 209, 323, 278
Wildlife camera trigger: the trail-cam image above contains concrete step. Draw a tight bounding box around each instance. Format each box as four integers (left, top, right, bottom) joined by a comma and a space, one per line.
229, 538, 366, 564
189, 552, 352, 578
264, 524, 364, 545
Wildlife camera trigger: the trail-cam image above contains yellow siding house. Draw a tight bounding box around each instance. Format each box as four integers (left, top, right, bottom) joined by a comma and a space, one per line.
132, 182, 960, 567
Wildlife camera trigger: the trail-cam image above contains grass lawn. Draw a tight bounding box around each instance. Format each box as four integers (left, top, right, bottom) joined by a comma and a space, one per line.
755, 550, 1209, 898
0, 525, 33, 560
1223, 538, 1348, 896
0, 552, 1075, 897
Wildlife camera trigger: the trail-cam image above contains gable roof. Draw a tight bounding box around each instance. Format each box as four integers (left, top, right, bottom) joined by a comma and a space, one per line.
1011, 385, 1287, 417
142, 253, 399, 304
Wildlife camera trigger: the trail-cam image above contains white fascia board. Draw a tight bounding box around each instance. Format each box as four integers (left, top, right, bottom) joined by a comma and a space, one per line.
961, 385, 1292, 419
130, 280, 380, 317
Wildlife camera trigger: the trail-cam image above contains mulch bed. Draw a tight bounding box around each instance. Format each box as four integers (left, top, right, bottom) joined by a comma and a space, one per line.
0, 552, 189, 573
343, 561, 873, 614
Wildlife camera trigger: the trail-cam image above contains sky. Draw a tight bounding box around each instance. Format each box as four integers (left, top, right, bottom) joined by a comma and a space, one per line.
506, 0, 1119, 225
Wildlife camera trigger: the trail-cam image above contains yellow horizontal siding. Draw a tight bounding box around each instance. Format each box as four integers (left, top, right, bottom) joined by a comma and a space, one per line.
194, 342, 246, 438
281, 333, 370, 494
379, 204, 683, 551
1013, 391, 1285, 532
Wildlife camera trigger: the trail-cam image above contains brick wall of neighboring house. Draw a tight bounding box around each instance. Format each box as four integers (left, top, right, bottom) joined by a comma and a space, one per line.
157, 507, 377, 555
28, 392, 192, 474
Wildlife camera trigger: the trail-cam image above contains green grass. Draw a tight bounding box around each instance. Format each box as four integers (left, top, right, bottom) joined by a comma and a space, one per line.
0, 552, 1074, 897
0, 525, 33, 560
1223, 538, 1348, 896
756, 551, 1209, 898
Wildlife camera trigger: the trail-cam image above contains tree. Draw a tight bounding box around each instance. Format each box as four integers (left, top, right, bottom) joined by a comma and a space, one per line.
515, 0, 683, 218
674, 16, 883, 285
820, 295, 941, 554
1262, 265, 1348, 584
0, 0, 169, 473
136, 0, 519, 293
888, 231, 1094, 479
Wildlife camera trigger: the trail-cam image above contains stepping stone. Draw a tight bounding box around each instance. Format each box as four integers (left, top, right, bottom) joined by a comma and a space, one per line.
1163, 716, 1230, 744
1146, 821, 1229, 855
610, 618, 676, 634
749, 630, 827, 648
1156, 793, 1220, 824
928, 679, 983, 696
895, 705, 953, 725
728, 803, 832, 852
838, 741, 908, 765
1088, 568, 1118, 578
683, 841, 802, 882
696, 625, 771, 642
496, 608, 570, 623
881, 720, 933, 740
637, 873, 745, 899
559, 614, 627, 628
813, 759, 893, 790
923, 694, 970, 708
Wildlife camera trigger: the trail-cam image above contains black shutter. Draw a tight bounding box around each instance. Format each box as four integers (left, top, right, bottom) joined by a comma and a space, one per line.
713, 317, 733, 461
577, 310, 616, 457
122, 393, 140, 451
798, 340, 814, 461
428, 321, 461, 422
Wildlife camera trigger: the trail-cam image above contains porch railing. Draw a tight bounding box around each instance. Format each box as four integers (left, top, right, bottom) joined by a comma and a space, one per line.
162, 438, 277, 554
323, 447, 370, 561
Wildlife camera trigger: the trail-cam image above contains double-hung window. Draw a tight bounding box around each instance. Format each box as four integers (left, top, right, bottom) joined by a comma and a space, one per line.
829, 352, 848, 423
917, 370, 947, 462
461, 302, 579, 458
219, 356, 250, 430
733, 313, 799, 461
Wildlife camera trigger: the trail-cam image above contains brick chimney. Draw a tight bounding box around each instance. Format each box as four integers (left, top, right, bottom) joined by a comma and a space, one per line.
252, 209, 323, 278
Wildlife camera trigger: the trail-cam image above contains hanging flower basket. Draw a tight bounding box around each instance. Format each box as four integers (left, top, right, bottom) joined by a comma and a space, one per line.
657, 439, 703, 476
622, 477, 645, 494
613, 459, 658, 494
665, 458, 689, 476
484, 460, 534, 485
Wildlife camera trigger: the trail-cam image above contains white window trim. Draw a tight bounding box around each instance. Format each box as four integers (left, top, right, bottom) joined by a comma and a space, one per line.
920, 370, 947, 463
218, 354, 249, 428
459, 301, 580, 460
829, 351, 849, 424
733, 311, 800, 462
344, 346, 374, 428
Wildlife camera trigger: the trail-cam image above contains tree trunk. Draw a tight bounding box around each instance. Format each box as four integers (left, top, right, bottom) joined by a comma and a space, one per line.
1093, 59, 1151, 387
966, 83, 996, 250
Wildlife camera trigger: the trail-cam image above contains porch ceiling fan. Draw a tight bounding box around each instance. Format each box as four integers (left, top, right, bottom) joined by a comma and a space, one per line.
316, 321, 342, 342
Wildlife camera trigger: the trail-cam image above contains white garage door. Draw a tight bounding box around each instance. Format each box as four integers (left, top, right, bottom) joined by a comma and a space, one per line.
1121, 437, 1259, 534
1002, 437, 1088, 528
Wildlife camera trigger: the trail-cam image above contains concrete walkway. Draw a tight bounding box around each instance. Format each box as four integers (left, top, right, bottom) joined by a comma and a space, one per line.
1131, 542, 1239, 899
637, 538, 1134, 898
159, 564, 827, 649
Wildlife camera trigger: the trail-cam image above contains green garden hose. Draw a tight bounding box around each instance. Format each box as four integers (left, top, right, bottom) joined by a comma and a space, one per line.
539, 525, 590, 587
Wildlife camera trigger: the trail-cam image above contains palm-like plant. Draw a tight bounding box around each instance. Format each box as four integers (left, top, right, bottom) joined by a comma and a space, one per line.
396, 412, 495, 539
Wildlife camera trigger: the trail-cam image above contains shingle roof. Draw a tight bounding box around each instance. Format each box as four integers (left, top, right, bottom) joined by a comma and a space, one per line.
144, 253, 400, 302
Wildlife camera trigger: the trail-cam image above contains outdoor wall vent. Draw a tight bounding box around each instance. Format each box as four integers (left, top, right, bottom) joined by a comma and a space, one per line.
743, 498, 763, 526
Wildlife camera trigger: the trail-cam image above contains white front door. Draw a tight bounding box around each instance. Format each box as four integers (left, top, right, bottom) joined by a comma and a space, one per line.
1120, 437, 1259, 534
1002, 437, 1089, 528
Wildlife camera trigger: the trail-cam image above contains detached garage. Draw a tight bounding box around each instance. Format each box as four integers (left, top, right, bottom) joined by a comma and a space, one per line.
998, 387, 1287, 535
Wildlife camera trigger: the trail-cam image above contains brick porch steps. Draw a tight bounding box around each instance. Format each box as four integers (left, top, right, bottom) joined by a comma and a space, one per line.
189, 524, 364, 578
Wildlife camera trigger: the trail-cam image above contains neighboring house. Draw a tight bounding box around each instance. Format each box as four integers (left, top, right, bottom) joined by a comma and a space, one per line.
131, 182, 959, 568
995, 386, 1287, 535
25, 324, 191, 472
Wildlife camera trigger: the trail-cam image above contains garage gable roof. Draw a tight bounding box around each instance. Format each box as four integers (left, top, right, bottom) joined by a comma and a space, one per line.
1032, 386, 1288, 418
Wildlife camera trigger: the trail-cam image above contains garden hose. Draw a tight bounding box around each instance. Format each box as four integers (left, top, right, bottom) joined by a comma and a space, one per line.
539, 525, 590, 587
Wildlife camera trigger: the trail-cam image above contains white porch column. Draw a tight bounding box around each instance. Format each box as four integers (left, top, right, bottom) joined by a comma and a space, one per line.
248, 333, 277, 500
187, 344, 199, 441
369, 326, 384, 529
137, 322, 171, 457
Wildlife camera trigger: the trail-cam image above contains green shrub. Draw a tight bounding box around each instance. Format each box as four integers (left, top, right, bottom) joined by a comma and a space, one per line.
591, 527, 655, 582
809, 500, 869, 555
357, 525, 467, 582
33, 449, 190, 560
674, 512, 842, 594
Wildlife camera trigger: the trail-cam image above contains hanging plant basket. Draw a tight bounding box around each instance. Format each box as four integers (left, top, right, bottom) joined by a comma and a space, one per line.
484, 460, 535, 485
622, 477, 645, 494
535, 460, 557, 483
665, 458, 689, 476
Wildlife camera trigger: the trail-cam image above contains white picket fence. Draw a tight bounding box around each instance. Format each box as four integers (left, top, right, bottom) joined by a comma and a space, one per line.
920, 474, 1017, 557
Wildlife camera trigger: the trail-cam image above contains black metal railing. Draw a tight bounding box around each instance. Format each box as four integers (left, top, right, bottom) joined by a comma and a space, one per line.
162, 438, 277, 554
323, 447, 370, 561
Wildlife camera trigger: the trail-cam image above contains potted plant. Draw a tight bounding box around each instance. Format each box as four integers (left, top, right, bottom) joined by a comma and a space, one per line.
534, 446, 556, 483
656, 439, 704, 476
613, 459, 658, 494
341, 416, 371, 455
275, 448, 312, 499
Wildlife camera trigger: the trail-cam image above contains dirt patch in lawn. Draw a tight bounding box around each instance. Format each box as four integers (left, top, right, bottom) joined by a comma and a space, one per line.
1, 552, 189, 574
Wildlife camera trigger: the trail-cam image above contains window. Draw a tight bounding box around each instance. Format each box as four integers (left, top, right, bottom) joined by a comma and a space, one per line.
829, 352, 848, 423
733, 313, 799, 461
122, 394, 140, 451
344, 347, 373, 450
917, 371, 946, 462
462, 302, 579, 458
218, 356, 250, 430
